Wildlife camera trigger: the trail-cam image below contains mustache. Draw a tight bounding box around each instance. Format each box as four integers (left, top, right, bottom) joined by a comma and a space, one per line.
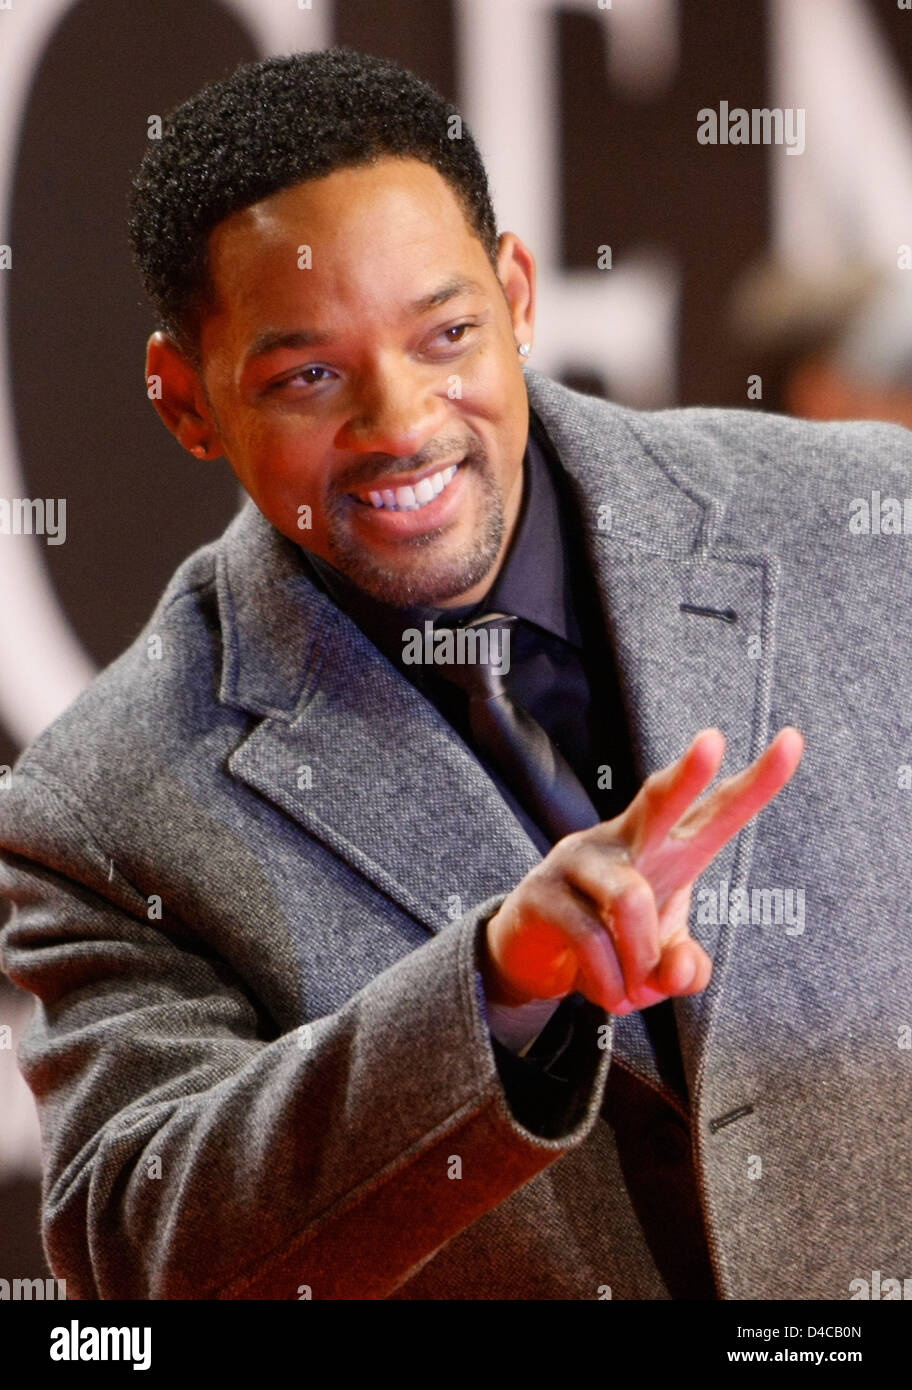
334, 440, 485, 493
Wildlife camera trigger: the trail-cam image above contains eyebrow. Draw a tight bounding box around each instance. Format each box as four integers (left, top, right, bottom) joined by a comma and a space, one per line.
243, 275, 488, 364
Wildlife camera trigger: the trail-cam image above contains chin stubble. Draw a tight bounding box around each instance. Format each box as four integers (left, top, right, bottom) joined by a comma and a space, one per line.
323, 456, 505, 607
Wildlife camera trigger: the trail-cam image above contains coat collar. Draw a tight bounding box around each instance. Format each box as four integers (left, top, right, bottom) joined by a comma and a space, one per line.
217, 369, 778, 1095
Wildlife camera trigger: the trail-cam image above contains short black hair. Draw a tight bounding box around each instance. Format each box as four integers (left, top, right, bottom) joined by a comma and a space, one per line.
127, 48, 500, 367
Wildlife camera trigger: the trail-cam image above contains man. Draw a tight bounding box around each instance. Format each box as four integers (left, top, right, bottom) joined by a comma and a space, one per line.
0, 48, 908, 1301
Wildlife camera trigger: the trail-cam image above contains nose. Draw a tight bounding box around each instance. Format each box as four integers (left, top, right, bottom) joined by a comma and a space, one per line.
337, 362, 449, 457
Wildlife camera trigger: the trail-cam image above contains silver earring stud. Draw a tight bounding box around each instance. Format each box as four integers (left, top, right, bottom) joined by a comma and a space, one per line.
518, 342, 532, 357
191, 444, 207, 458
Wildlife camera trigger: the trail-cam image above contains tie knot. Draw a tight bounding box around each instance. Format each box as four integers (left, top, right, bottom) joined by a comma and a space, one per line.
430, 612, 517, 697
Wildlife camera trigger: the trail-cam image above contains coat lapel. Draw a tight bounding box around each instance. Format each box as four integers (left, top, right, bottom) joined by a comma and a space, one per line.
218, 504, 543, 935
217, 368, 780, 1099
525, 371, 780, 1093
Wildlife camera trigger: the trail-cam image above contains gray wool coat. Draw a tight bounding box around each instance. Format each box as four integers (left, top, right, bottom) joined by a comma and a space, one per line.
1, 368, 910, 1300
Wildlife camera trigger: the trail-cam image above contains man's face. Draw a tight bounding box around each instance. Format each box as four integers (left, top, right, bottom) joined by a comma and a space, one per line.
181, 156, 534, 607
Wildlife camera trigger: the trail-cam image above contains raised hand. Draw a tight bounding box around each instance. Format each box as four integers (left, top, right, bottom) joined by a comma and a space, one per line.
481, 726, 805, 1014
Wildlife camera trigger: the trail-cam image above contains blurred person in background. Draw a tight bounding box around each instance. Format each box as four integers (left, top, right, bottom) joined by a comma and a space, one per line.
730, 262, 912, 429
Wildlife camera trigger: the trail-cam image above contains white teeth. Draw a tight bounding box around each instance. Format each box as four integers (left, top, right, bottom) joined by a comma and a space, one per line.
360, 463, 460, 510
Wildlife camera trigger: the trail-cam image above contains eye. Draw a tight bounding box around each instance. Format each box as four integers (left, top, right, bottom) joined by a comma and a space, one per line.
294, 366, 333, 386
436, 323, 474, 346
273, 365, 334, 391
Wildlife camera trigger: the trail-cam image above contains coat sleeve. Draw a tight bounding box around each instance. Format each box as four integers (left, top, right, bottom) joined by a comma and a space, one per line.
0, 762, 613, 1300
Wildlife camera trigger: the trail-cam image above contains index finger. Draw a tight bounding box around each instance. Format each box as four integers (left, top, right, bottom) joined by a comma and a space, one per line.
667, 725, 804, 869
624, 726, 729, 849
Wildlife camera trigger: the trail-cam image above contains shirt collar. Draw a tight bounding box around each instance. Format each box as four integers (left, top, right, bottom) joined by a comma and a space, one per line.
487, 410, 581, 646
301, 407, 582, 670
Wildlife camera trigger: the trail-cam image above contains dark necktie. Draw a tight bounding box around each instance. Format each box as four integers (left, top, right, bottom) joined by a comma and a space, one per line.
432, 612, 602, 843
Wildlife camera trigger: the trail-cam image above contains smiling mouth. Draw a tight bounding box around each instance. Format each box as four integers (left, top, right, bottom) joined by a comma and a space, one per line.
350, 462, 461, 512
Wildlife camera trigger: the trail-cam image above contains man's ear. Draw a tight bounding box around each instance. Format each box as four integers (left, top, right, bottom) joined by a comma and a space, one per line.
495, 232, 536, 350
144, 331, 225, 460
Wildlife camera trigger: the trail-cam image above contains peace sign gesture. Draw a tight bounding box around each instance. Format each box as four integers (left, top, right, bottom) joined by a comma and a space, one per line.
481, 726, 805, 1014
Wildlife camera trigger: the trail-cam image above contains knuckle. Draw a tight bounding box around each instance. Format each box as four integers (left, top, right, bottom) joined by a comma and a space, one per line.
610, 862, 651, 902
516, 875, 561, 926
554, 828, 595, 862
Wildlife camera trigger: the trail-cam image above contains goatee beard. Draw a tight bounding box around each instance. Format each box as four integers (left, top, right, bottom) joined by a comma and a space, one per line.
324, 458, 505, 608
